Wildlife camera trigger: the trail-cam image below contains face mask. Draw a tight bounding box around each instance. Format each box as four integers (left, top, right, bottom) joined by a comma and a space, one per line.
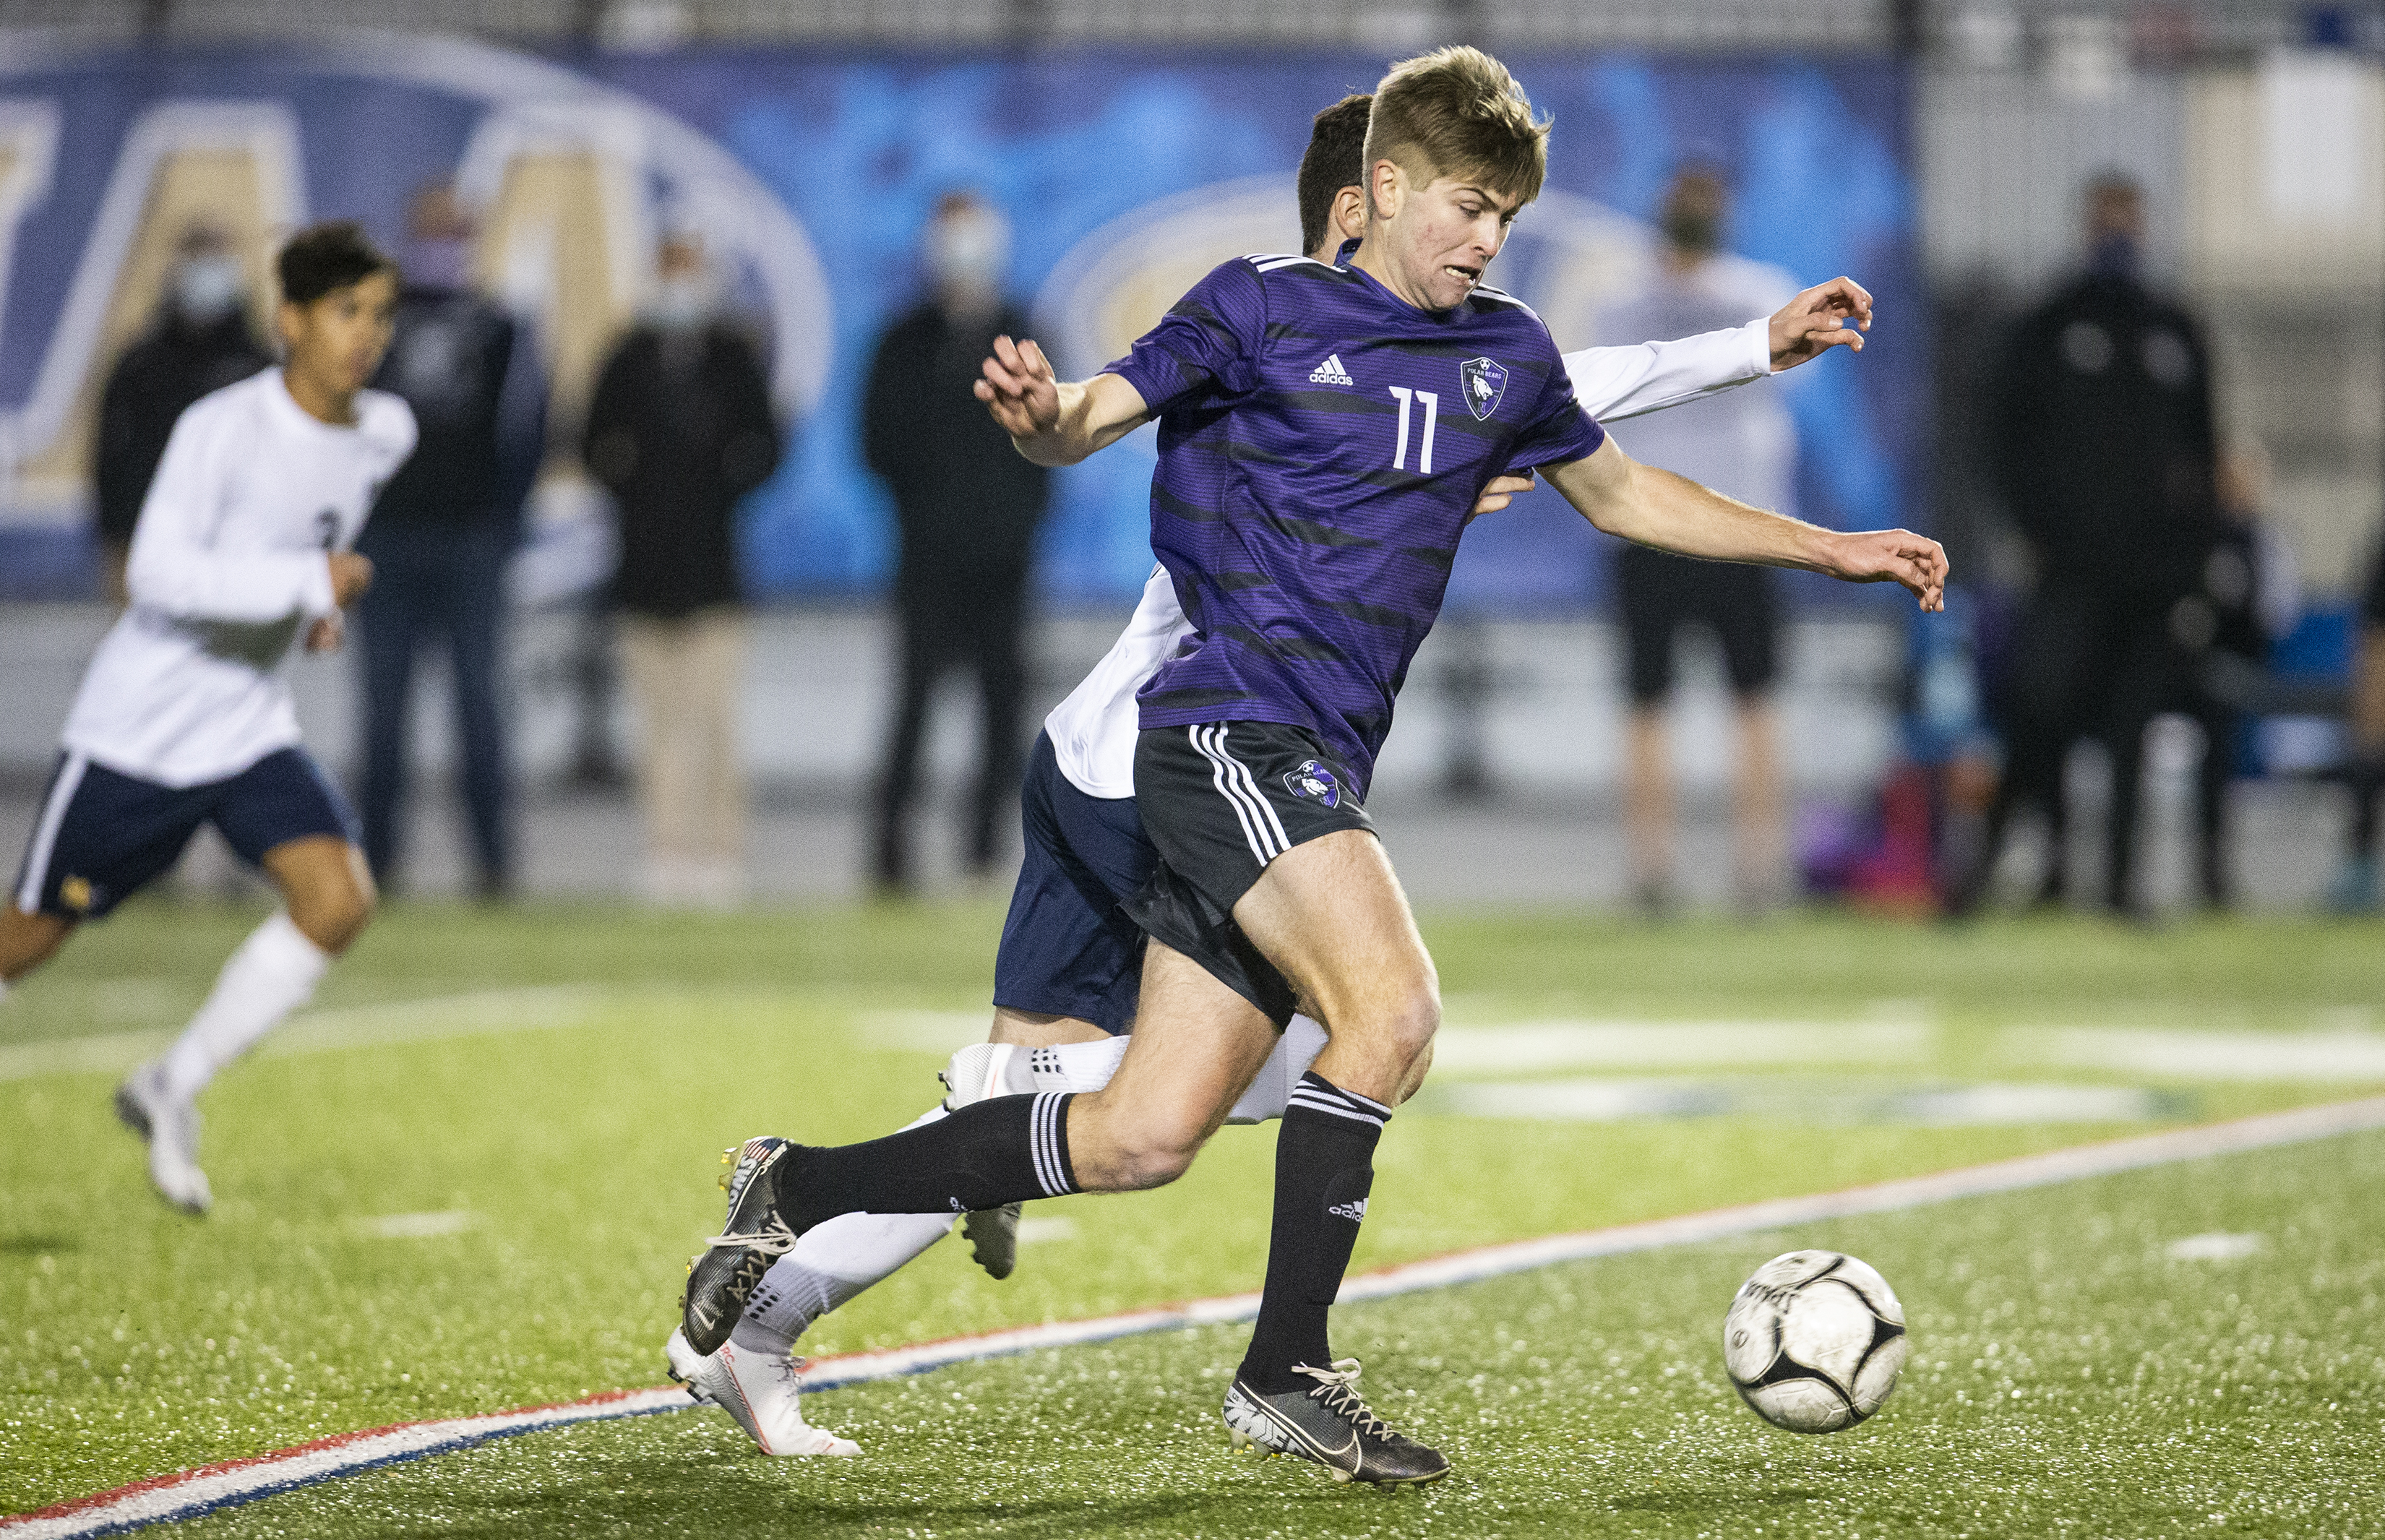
408, 236, 470, 291
174, 254, 244, 323
652, 275, 715, 330
927, 210, 1009, 293
2089, 232, 2139, 278
1660, 207, 1721, 256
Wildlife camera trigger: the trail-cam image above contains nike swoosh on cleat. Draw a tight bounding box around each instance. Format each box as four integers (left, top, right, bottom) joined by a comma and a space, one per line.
1256, 1401, 1358, 1468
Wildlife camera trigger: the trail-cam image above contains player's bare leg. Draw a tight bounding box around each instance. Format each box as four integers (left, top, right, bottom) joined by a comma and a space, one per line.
1060, 945, 1276, 1191
1213, 827, 1448, 1484
1732, 695, 1787, 912
0, 908, 74, 988
117, 835, 371, 1214
1626, 705, 1674, 913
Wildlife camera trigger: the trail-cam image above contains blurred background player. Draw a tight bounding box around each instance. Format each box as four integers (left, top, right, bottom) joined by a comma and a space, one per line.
1960, 173, 2219, 918
583, 232, 783, 908
2331, 536, 2385, 913
1595, 166, 1799, 914
354, 183, 548, 902
2187, 441, 2298, 908
92, 222, 273, 603
863, 192, 1049, 898
0, 223, 412, 1213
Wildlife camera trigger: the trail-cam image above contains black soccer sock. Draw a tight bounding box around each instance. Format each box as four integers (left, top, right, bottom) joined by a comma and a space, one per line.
772, 1092, 1076, 1234
1237, 1071, 1389, 1395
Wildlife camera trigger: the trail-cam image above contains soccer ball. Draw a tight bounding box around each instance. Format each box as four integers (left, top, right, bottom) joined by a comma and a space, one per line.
1722, 1249, 1909, 1433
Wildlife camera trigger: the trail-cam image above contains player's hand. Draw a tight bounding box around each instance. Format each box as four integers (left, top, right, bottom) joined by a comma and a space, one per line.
1768, 277, 1872, 371
1466, 472, 1537, 523
305, 614, 344, 653
974, 335, 1062, 441
327, 551, 374, 607
1824, 528, 1948, 611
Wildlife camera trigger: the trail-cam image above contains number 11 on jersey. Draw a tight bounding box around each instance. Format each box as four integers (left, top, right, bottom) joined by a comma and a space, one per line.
1388, 387, 1439, 474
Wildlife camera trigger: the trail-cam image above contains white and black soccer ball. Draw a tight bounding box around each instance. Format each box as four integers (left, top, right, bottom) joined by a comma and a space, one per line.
1722, 1249, 1908, 1433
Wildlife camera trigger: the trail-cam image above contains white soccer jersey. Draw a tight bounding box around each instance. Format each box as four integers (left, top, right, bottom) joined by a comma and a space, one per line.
1044, 322, 1773, 799
61, 369, 417, 787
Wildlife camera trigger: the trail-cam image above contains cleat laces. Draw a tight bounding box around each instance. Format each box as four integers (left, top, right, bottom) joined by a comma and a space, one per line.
1294, 1359, 1395, 1442
706, 1210, 798, 1257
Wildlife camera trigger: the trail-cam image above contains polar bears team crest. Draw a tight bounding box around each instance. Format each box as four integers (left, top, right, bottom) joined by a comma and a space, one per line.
1284, 760, 1343, 808
1459, 356, 1508, 421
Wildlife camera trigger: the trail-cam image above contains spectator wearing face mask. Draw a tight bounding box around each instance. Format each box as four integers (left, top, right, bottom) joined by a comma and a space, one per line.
861, 191, 1051, 896
1954, 173, 2221, 920
93, 223, 272, 600
583, 232, 783, 907
353, 184, 548, 901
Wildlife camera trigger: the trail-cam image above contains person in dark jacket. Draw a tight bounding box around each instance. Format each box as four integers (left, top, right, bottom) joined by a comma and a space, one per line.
583, 233, 782, 907
862, 192, 1051, 895
93, 223, 272, 599
356, 185, 547, 900
1959, 174, 2220, 917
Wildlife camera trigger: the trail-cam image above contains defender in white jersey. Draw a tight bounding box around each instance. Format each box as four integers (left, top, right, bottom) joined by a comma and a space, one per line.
665, 91, 1883, 1458
1, 224, 412, 1215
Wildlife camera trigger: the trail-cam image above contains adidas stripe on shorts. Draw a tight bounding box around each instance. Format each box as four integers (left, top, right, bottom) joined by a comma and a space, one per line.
1119, 720, 1374, 1026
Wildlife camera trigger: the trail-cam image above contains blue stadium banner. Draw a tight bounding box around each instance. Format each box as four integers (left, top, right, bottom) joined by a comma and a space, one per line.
0, 34, 1917, 608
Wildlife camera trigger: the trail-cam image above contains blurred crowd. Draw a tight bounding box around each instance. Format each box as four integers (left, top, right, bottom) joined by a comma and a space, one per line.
84, 168, 2385, 918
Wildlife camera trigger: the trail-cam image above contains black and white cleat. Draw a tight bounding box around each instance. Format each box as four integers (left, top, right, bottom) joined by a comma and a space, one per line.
681, 1137, 797, 1356
961, 1203, 1021, 1281
1222, 1359, 1448, 1487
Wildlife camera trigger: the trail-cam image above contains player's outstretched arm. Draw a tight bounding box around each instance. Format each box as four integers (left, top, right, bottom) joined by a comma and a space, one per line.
974, 335, 1151, 468
1544, 437, 1946, 611
1769, 276, 1872, 371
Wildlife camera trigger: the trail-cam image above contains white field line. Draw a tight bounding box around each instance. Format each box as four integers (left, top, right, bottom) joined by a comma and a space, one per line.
0, 988, 600, 1083
1425, 1020, 1934, 1073
2016, 1026, 2385, 1082
1432, 1077, 2176, 1125
14, 1092, 2385, 1539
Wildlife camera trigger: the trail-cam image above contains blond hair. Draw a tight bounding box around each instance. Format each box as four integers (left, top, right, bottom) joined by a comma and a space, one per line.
1362, 46, 1551, 208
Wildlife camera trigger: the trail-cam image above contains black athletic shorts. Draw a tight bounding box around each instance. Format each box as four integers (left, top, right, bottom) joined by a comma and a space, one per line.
1616, 545, 1780, 705
1120, 721, 1374, 1027
12, 747, 358, 920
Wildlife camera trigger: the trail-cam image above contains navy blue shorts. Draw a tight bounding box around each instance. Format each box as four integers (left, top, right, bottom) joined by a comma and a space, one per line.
989, 731, 1158, 1036
12, 747, 360, 920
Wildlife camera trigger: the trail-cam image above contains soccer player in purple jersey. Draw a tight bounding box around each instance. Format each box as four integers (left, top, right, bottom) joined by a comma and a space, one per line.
683, 47, 1943, 1483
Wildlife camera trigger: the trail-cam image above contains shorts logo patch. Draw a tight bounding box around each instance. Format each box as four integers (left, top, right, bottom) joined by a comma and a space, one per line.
1328, 1197, 1368, 1223
59, 874, 93, 912
1459, 356, 1508, 420
1283, 760, 1341, 808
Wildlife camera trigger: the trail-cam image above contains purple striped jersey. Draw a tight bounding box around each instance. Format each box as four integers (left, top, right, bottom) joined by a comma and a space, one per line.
1106, 251, 1604, 796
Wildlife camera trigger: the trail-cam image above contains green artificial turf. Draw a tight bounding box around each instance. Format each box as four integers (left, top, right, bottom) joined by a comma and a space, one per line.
179, 1125, 2385, 1538
2, 898, 2381, 1531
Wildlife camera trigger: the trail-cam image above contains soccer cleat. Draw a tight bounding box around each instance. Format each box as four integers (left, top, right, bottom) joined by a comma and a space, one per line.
664, 1326, 859, 1458
1222, 1359, 1448, 1486
942, 1044, 1030, 1281
682, 1137, 800, 1355
113, 1061, 210, 1216
960, 1203, 1020, 1281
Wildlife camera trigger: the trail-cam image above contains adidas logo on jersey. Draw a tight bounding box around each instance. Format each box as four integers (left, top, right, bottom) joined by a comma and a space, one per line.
1328, 1198, 1368, 1223
1308, 354, 1354, 386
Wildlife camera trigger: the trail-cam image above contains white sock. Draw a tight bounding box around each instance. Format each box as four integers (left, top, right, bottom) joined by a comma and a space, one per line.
736, 1104, 954, 1357
1024, 1035, 1131, 1093
159, 911, 330, 1103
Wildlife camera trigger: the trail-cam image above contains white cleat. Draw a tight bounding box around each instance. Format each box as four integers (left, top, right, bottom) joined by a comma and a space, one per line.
113, 1061, 210, 1216
665, 1327, 859, 1458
